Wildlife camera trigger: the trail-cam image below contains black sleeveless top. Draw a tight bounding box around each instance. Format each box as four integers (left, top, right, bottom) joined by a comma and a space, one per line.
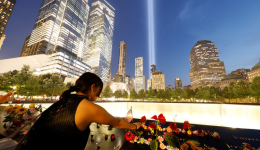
19, 94, 90, 150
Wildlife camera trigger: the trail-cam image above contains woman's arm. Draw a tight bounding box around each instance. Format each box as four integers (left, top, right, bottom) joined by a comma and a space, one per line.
76, 100, 141, 130
0, 91, 12, 104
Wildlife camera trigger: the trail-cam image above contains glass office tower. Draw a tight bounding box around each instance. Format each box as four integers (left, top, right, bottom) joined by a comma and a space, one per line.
84, 0, 115, 81
20, 0, 91, 78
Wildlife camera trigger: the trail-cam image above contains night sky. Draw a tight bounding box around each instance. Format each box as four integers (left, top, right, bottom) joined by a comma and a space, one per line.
0, 0, 260, 88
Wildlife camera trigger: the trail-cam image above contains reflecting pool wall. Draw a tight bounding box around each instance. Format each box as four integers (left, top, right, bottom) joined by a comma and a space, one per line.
4, 102, 259, 130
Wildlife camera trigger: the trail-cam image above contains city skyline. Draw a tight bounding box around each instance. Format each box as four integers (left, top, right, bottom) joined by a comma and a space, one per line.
0, 0, 260, 87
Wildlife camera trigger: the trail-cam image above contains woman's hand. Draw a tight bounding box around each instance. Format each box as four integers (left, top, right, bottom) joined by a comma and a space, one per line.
0, 91, 12, 104
133, 122, 142, 130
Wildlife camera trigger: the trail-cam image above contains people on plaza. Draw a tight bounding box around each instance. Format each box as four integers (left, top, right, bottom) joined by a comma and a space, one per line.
19, 72, 141, 150
0, 91, 12, 104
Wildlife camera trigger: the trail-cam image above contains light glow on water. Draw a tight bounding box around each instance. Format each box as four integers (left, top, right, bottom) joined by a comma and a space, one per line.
148, 0, 155, 78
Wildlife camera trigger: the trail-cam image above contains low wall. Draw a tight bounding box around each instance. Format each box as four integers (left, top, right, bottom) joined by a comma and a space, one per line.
2, 102, 260, 130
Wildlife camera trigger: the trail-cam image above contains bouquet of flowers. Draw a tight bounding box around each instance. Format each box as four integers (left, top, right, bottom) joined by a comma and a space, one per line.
124, 114, 219, 150
3, 103, 42, 134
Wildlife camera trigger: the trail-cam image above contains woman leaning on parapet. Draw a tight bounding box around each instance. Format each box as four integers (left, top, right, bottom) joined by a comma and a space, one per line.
19, 72, 141, 150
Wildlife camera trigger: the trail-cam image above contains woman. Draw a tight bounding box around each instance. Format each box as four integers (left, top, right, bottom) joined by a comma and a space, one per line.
19, 72, 141, 150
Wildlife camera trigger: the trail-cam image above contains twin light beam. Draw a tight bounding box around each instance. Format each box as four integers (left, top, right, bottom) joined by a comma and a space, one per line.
148, 0, 155, 79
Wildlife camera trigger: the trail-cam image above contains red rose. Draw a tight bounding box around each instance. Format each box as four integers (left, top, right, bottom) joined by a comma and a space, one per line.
6, 129, 15, 134
183, 121, 191, 129
170, 123, 177, 130
151, 115, 158, 120
149, 122, 157, 129
111, 134, 115, 141
140, 116, 146, 122
158, 114, 166, 124
124, 131, 134, 141
242, 142, 251, 148
13, 121, 22, 127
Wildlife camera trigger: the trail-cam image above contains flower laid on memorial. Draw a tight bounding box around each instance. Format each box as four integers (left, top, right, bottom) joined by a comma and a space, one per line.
140, 116, 146, 122
240, 142, 260, 150
2, 103, 42, 134
124, 114, 222, 150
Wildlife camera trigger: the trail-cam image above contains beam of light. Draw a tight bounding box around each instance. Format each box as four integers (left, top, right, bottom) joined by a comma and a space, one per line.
148, 0, 155, 79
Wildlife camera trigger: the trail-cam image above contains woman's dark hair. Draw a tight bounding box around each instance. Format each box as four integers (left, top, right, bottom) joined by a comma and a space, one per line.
60, 72, 103, 103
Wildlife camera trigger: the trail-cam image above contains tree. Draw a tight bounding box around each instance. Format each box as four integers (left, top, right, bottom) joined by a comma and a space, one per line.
186, 89, 196, 100
43, 74, 65, 99
174, 88, 185, 100
130, 88, 138, 100
156, 89, 166, 100
102, 85, 113, 98
114, 90, 123, 99
228, 82, 236, 103
138, 89, 146, 100
250, 76, 260, 103
165, 88, 174, 100
122, 90, 129, 99
12, 65, 33, 98
221, 87, 229, 102
196, 86, 213, 100
234, 80, 250, 100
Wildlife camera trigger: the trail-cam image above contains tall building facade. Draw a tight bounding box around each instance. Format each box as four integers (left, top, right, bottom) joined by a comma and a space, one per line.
20, 0, 91, 78
151, 71, 165, 91
117, 41, 127, 82
84, 0, 115, 81
135, 57, 145, 93
151, 64, 156, 78
147, 79, 152, 90
0, 0, 16, 50
175, 77, 182, 89
248, 58, 260, 83
189, 40, 226, 89
230, 69, 250, 80
125, 75, 130, 85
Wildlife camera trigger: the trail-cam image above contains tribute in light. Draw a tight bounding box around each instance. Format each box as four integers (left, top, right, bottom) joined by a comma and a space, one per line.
148, 0, 155, 79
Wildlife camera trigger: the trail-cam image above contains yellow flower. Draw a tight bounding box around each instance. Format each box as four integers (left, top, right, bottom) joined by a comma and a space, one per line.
11, 105, 20, 112
159, 127, 162, 131
187, 130, 192, 135
17, 107, 27, 114
9, 110, 16, 116
4, 106, 11, 111
29, 103, 35, 108
144, 126, 147, 130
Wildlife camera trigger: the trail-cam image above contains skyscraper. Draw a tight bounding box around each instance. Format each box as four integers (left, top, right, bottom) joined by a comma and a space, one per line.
151, 64, 156, 78
118, 41, 127, 82
0, 0, 16, 50
147, 79, 152, 90
175, 78, 182, 89
84, 0, 115, 81
189, 40, 226, 89
135, 57, 145, 93
152, 71, 165, 91
20, 0, 91, 78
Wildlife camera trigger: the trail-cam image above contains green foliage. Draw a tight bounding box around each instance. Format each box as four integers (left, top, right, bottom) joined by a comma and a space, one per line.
165, 132, 178, 148
233, 80, 250, 98
250, 76, 260, 102
122, 90, 129, 99
114, 90, 123, 99
228, 82, 236, 99
102, 85, 113, 98
221, 87, 229, 99
156, 89, 165, 100
165, 88, 174, 100
135, 131, 143, 137
138, 89, 146, 100
174, 88, 185, 100
196, 86, 214, 100
186, 89, 196, 99
150, 139, 158, 150
130, 88, 138, 100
